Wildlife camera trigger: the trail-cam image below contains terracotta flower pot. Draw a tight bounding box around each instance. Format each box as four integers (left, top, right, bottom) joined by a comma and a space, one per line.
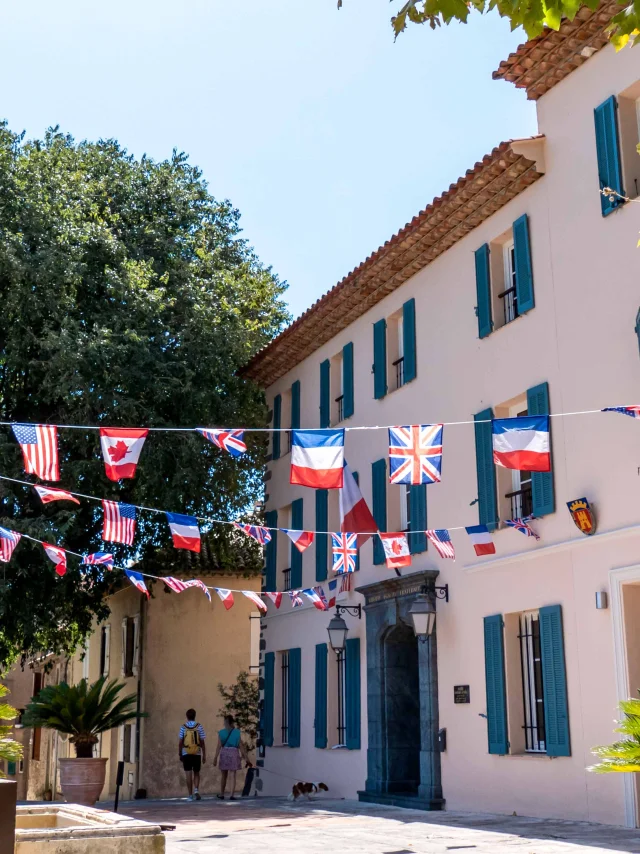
58, 757, 108, 806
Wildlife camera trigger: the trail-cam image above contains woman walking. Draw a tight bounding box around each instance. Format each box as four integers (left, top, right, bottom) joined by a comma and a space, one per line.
213, 714, 251, 800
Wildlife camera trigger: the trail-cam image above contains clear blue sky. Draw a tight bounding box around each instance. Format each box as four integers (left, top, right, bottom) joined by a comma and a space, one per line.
0, 0, 536, 319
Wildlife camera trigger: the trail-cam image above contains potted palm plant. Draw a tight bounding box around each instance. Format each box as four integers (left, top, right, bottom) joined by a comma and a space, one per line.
23, 676, 145, 806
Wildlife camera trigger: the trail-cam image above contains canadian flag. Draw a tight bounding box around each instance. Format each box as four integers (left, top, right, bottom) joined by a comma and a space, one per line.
378, 533, 412, 570
99, 428, 149, 481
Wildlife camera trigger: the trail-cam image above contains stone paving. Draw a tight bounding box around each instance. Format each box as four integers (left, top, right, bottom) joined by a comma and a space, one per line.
121, 796, 640, 854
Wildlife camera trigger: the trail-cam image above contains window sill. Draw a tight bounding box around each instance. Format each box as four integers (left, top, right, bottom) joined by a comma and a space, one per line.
330, 744, 347, 750
486, 312, 526, 338
502, 752, 554, 760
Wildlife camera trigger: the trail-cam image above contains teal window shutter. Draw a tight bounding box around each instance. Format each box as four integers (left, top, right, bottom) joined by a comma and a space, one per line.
408, 484, 427, 554
272, 395, 281, 460
264, 510, 278, 592
320, 360, 330, 428
342, 342, 354, 420
636, 308, 640, 358
345, 637, 361, 749
527, 382, 555, 517
315, 489, 328, 581
263, 651, 275, 747
474, 408, 497, 531
402, 298, 417, 383
371, 459, 387, 565
290, 498, 303, 588
373, 319, 387, 400
314, 643, 328, 749
474, 244, 492, 339
352, 471, 360, 571
539, 605, 570, 757
483, 615, 508, 755
288, 647, 302, 748
291, 380, 301, 430
594, 96, 624, 216
513, 214, 535, 314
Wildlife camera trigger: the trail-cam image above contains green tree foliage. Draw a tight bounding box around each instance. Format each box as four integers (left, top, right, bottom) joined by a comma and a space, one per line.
22, 676, 144, 758
590, 694, 640, 773
0, 123, 289, 670
218, 670, 259, 750
0, 683, 23, 773
339, 0, 639, 49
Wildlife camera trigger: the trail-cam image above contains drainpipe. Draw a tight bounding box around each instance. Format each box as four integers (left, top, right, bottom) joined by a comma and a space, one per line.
134, 595, 145, 795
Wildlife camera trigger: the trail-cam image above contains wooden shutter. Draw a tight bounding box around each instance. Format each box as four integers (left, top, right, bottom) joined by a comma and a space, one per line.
132, 615, 140, 677
291, 380, 301, 430
315, 489, 328, 581
371, 459, 387, 565
314, 643, 328, 749
402, 298, 417, 383
483, 614, 508, 754
264, 510, 278, 591
373, 319, 387, 400
290, 498, 303, 589
474, 408, 498, 531
408, 484, 427, 554
342, 342, 354, 420
272, 394, 282, 460
636, 308, 640, 359
288, 647, 302, 748
263, 651, 275, 747
475, 244, 492, 339
513, 214, 535, 314
594, 96, 624, 216
345, 637, 361, 750
121, 618, 128, 677
320, 359, 331, 428
539, 605, 570, 757
527, 382, 555, 517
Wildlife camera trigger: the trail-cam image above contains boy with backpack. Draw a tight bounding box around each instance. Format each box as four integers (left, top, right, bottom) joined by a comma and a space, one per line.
178, 709, 206, 801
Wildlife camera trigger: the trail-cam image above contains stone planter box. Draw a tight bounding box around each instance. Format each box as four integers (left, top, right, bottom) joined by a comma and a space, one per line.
0, 779, 17, 854
15, 804, 165, 854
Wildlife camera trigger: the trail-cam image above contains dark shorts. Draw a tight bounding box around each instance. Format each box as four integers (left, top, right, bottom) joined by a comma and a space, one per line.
182, 754, 201, 773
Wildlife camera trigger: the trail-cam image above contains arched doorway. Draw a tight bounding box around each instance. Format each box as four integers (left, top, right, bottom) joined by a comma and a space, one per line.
381, 622, 420, 793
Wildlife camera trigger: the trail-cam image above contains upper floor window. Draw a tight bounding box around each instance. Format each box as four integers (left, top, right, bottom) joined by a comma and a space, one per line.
272, 380, 299, 460
321, 343, 354, 427
372, 298, 416, 400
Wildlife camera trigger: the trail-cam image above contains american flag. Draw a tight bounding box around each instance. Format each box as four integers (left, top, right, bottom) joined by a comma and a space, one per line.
265, 591, 282, 609
83, 552, 114, 570
506, 517, 540, 540
289, 590, 304, 608
602, 406, 640, 419
102, 500, 137, 545
197, 428, 247, 458
426, 529, 455, 560
164, 576, 211, 601
388, 424, 443, 485
12, 424, 59, 481
234, 522, 272, 544
331, 532, 358, 574
0, 527, 21, 563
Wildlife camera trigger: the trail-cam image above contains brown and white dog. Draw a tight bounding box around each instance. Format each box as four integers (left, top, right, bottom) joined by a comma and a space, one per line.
288, 781, 329, 801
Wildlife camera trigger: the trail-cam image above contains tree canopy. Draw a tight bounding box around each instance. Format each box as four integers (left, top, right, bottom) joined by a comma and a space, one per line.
339, 0, 639, 50
0, 123, 289, 670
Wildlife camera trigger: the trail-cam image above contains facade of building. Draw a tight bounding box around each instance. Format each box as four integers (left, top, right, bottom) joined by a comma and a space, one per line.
3, 571, 260, 802
244, 5, 640, 827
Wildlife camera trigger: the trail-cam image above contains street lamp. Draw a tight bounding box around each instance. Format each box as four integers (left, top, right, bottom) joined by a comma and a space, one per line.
409, 583, 449, 643
326, 603, 362, 653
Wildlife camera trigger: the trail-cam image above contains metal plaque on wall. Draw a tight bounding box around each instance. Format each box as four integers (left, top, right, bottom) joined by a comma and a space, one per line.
454, 685, 470, 704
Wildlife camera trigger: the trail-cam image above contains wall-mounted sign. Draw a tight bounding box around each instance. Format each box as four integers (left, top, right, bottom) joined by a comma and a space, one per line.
454, 685, 470, 704
567, 497, 596, 536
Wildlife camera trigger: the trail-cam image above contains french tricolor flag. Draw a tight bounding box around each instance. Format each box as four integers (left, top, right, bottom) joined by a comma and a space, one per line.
282, 529, 315, 553
340, 462, 377, 546
166, 513, 201, 553
465, 525, 496, 556
290, 429, 344, 489
492, 415, 550, 472
216, 588, 234, 611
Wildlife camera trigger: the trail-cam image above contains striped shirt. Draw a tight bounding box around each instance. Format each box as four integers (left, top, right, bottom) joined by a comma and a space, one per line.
179, 722, 206, 756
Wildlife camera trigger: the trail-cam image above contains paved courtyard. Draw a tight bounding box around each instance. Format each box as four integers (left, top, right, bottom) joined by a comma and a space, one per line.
121, 797, 640, 854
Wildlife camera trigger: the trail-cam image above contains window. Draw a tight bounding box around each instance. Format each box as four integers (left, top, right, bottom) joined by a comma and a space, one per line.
616, 82, 640, 201
249, 613, 261, 673
399, 485, 410, 533
280, 651, 290, 745
31, 672, 42, 761
501, 240, 518, 325
388, 310, 405, 392
280, 504, 292, 591
331, 351, 344, 425
122, 617, 137, 678
120, 723, 135, 763
100, 625, 111, 678
373, 299, 416, 399
501, 404, 533, 520
518, 612, 546, 753
336, 649, 347, 746
281, 388, 292, 455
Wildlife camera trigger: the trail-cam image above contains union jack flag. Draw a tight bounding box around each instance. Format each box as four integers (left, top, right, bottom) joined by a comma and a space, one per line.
312, 585, 329, 610
289, 590, 304, 608
0, 527, 21, 563
506, 517, 540, 540
234, 522, 272, 544
197, 428, 247, 458
426, 529, 455, 560
331, 532, 358, 574
602, 406, 640, 419
388, 424, 443, 485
